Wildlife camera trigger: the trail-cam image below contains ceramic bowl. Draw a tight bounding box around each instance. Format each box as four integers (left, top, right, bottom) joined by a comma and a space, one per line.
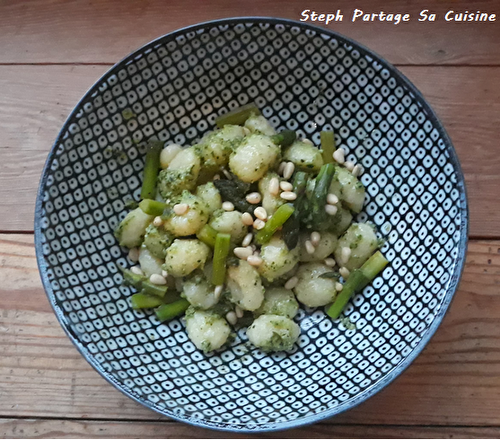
35, 17, 468, 432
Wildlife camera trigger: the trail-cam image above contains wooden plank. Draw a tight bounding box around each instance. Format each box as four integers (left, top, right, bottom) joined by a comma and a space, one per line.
1, 419, 499, 439
0, 0, 499, 65
0, 65, 498, 235
0, 235, 499, 426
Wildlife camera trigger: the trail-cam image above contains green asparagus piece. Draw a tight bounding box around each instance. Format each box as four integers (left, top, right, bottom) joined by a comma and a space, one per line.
320, 130, 335, 164
215, 103, 260, 128
162, 290, 182, 304
141, 280, 168, 298
310, 163, 336, 231
139, 199, 167, 216
327, 251, 389, 319
212, 233, 231, 286
271, 130, 297, 147
119, 266, 144, 289
255, 203, 295, 245
281, 172, 308, 249
140, 140, 163, 200
155, 299, 190, 322
131, 293, 163, 310
196, 224, 218, 248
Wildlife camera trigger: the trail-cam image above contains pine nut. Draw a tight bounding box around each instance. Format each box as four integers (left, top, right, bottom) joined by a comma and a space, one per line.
280, 191, 297, 201
213, 174, 221, 181
253, 219, 266, 230
226, 311, 237, 325
324, 258, 336, 267
352, 164, 364, 177
234, 247, 253, 260
173, 203, 188, 215
341, 247, 351, 263
153, 216, 163, 227
285, 276, 299, 290
243, 127, 251, 135
302, 138, 313, 145
242, 232, 253, 247
335, 282, 344, 292
254, 207, 268, 221
283, 162, 295, 180
327, 193, 339, 205
161, 270, 169, 278
305, 240, 315, 255
344, 161, 355, 171
222, 201, 235, 211
246, 192, 262, 204
333, 148, 345, 164
235, 306, 244, 318
222, 168, 232, 179
278, 161, 286, 175
339, 267, 350, 279
310, 231, 321, 247
325, 204, 338, 216
247, 255, 263, 266
128, 247, 139, 262
214, 285, 223, 301
130, 266, 143, 276
150, 274, 167, 285
269, 177, 280, 196
280, 181, 293, 192
241, 212, 254, 226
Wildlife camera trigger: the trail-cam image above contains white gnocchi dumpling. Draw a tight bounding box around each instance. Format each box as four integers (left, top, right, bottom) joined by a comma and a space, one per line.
164, 239, 211, 277
210, 211, 247, 244
196, 125, 246, 171
329, 166, 365, 213
114, 207, 153, 248
182, 274, 219, 310
138, 246, 163, 277
246, 314, 300, 352
244, 114, 276, 136
163, 191, 209, 237
159, 143, 182, 169
158, 147, 201, 198
299, 231, 338, 262
334, 223, 378, 271
229, 134, 280, 183
195, 182, 222, 215
258, 236, 299, 282
185, 309, 231, 352
283, 140, 324, 173
294, 262, 337, 307
226, 260, 264, 311
254, 288, 299, 319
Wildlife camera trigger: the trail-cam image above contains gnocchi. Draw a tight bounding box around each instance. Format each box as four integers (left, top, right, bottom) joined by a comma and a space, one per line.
185, 308, 231, 352
116, 105, 386, 354
294, 262, 337, 307
164, 239, 211, 277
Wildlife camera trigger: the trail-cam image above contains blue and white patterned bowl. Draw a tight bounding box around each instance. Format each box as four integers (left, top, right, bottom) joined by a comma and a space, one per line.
34, 18, 468, 432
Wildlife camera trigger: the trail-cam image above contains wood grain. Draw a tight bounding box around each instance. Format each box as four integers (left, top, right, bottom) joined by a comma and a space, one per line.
0, 65, 498, 235
0, 0, 499, 65
1, 234, 500, 426
1, 419, 499, 439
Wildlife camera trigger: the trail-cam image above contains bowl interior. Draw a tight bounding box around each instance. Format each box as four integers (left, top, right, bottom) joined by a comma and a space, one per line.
35, 18, 467, 431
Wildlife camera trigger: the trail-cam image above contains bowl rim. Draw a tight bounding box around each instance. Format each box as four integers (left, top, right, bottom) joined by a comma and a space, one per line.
34, 16, 469, 433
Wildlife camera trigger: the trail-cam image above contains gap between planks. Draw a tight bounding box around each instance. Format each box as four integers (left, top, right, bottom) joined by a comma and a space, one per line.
2, 418, 500, 439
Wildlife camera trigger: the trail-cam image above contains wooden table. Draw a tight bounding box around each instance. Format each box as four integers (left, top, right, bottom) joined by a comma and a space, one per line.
1, 0, 499, 437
